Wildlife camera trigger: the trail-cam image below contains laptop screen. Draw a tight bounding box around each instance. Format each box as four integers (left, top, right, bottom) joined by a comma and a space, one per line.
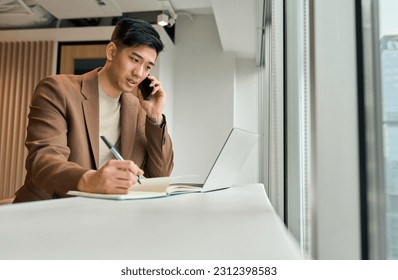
202, 128, 258, 192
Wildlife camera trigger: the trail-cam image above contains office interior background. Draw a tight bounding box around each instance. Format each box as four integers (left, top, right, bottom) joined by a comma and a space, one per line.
0, 0, 396, 260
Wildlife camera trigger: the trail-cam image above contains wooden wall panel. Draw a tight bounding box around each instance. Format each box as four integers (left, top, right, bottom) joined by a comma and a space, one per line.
0, 41, 54, 199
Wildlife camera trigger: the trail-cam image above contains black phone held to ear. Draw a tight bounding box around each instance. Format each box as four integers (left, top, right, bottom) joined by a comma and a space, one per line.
138, 77, 152, 100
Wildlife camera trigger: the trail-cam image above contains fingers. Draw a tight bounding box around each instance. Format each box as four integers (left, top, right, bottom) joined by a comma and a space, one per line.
101, 160, 144, 192
146, 76, 164, 96
107, 159, 143, 175
77, 160, 144, 195
150, 81, 161, 95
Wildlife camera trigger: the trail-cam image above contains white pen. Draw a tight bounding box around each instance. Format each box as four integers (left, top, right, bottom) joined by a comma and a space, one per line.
100, 135, 141, 184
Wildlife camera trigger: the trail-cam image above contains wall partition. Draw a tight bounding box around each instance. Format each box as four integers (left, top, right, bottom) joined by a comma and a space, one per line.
0, 41, 54, 199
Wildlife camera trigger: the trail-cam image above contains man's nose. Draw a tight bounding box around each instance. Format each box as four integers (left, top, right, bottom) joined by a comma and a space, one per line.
133, 64, 145, 78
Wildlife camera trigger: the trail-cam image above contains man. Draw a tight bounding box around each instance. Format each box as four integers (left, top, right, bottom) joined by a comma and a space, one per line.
13, 18, 174, 203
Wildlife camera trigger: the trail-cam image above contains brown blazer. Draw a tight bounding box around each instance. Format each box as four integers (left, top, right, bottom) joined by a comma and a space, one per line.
14, 68, 173, 202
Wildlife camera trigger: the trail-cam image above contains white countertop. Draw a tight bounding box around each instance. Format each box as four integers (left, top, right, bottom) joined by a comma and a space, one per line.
0, 184, 302, 260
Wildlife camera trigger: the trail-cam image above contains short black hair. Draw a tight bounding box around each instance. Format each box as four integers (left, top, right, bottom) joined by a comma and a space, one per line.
111, 18, 164, 55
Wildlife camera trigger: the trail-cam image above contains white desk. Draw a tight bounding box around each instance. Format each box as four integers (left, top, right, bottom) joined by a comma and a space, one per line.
0, 184, 302, 260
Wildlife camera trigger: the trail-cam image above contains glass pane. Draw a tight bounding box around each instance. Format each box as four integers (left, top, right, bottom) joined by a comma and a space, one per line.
379, 0, 398, 260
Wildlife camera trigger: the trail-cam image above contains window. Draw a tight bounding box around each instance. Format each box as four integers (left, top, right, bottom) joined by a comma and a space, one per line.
360, 0, 398, 259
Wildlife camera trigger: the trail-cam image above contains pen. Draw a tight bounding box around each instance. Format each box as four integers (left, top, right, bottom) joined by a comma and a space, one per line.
100, 135, 141, 185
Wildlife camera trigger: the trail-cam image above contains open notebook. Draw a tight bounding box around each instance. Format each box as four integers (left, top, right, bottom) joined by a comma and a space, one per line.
67, 127, 258, 200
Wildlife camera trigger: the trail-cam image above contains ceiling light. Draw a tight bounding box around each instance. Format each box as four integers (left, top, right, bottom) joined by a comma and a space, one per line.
157, 13, 169, 27
157, 0, 177, 27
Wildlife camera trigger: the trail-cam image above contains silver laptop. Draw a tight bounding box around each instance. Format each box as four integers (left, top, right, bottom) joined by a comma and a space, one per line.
178, 127, 258, 192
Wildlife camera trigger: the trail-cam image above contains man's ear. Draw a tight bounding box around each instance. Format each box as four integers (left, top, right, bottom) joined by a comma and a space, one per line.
106, 42, 117, 61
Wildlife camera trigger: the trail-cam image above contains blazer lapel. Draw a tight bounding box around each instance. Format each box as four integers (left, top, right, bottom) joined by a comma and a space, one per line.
81, 69, 100, 169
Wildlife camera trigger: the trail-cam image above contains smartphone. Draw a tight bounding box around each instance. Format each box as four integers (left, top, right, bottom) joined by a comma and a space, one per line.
138, 77, 152, 100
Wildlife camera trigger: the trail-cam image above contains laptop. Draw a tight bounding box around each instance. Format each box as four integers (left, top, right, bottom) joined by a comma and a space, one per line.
177, 127, 258, 192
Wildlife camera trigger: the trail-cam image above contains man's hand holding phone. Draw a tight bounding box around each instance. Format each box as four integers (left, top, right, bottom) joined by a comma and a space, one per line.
138, 75, 166, 126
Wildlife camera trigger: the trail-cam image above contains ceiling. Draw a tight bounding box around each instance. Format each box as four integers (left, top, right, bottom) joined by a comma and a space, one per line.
0, 0, 259, 59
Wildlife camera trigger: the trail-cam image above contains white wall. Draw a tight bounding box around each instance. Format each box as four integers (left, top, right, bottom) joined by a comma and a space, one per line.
171, 14, 260, 183
171, 15, 235, 181
235, 58, 259, 184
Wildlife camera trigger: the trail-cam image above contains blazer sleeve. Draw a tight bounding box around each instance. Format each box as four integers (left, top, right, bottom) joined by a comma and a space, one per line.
143, 116, 174, 178
121, 93, 174, 179
23, 76, 89, 199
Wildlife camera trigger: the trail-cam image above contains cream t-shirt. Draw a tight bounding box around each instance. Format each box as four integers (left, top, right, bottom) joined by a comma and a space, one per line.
98, 86, 121, 167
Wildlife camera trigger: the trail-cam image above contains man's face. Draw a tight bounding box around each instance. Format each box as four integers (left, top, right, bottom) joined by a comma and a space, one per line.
108, 44, 157, 93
